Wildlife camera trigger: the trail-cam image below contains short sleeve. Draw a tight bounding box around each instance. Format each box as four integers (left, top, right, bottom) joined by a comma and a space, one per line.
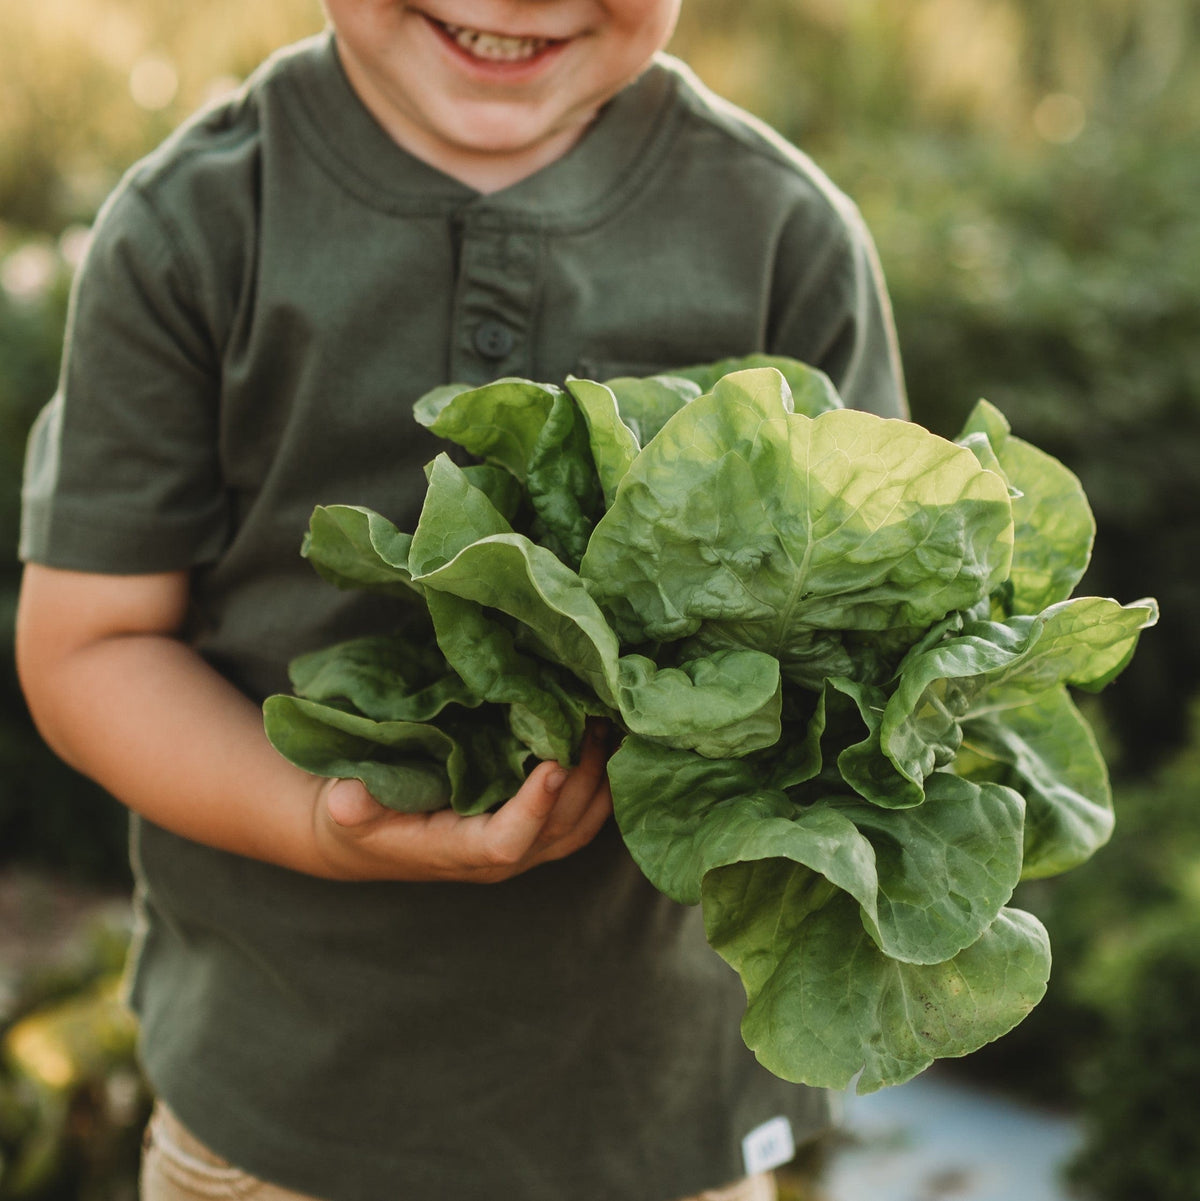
19, 182, 228, 573
768, 195, 908, 420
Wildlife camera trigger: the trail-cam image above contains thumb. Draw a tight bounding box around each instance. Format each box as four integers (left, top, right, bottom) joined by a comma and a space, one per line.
325, 778, 387, 828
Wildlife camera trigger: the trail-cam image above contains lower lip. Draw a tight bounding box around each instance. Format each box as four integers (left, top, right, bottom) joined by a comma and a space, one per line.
423, 16, 571, 82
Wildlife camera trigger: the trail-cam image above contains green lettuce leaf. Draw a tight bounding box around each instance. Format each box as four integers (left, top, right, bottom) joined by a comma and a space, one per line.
670, 356, 845, 417
565, 378, 641, 508
524, 390, 605, 567
860, 596, 1160, 804
823, 676, 937, 809
412, 377, 560, 480
581, 368, 1014, 686
608, 735, 879, 914
825, 774, 1026, 964
565, 374, 703, 507
301, 505, 422, 597
610, 740, 1024, 966
411, 455, 783, 758
598, 374, 703, 445
287, 633, 479, 723
415, 381, 603, 567
957, 400, 1095, 615
424, 590, 591, 765
615, 649, 783, 758
262, 695, 523, 815
704, 875, 1050, 1092
417, 532, 622, 707
960, 686, 1114, 879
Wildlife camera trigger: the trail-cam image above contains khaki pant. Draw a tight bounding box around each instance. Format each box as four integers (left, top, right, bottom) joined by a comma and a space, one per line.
140, 1102, 778, 1201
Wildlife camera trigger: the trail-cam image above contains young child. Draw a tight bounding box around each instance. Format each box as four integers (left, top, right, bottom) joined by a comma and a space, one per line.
16, 3, 906, 1199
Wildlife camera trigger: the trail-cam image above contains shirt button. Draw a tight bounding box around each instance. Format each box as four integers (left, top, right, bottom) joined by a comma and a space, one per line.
473, 320, 515, 360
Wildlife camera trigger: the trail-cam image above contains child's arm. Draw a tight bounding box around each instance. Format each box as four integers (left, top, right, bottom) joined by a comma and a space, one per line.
15, 564, 611, 883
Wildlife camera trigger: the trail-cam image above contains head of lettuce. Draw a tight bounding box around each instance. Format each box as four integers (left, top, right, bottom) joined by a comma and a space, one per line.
264, 357, 1158, 1093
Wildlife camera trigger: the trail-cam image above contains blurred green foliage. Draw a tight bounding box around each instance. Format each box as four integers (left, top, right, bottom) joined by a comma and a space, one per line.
1, 2, 1198, 1192
1067, 906, 1200, 1201
0, 892, 147, 1200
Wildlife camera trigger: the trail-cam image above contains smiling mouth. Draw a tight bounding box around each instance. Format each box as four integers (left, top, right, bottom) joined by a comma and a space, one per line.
433, 19, 562, 63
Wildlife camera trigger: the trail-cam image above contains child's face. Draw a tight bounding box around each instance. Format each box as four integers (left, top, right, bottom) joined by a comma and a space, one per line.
323, 1, 682, 190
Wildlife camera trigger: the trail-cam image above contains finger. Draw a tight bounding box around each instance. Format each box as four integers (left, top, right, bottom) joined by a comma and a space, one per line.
325, 778, 389, 828
468, 760, 568, 867
541, 724, 609, 838
540, 779, 613, 863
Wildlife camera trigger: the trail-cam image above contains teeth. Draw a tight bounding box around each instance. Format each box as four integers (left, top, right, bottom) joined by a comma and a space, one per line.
440, 22, 551, 62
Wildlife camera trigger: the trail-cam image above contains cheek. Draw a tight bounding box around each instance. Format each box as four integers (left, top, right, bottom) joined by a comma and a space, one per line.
628, 0, 682, 49
328, 0, 408, 44
596, 0, 680, 83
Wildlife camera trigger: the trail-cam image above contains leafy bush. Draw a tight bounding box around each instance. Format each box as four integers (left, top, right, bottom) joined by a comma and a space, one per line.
0, 899, 146, 1201
1066, 905, 1200, 1201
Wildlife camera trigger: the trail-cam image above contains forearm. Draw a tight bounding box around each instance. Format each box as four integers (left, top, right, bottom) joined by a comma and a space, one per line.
24, 628, 329, 875
17, 564, 612, 884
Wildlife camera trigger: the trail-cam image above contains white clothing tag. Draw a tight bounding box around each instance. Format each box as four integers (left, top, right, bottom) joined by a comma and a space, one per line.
741, 1115, 796, 1175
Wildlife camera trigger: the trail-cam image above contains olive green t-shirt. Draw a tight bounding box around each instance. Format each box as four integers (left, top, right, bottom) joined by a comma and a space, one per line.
21, 33, 906, 1201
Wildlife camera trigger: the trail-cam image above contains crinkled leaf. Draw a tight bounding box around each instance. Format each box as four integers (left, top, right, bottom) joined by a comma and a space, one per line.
616, 649, 782, 759
957, 400, 1095, 615
599, 374, 703, 446
409, 456, 624, 714
607, 737, 881, 933
703, 873, 1051, 1092
824, 676, 933, 809
875, 597, 1159, 797
459, 464, 523, 525
425, 589, 590, 765
905, 598, 1159, 718
302, 505, 421, 597
288, 633, 479, 722
410, 453, 515, 575
671, 356, 844, 418
765, 688, 829, 790
410, 457, 589, 761
263, 696, 446, 812
525, 391, 605, 568
581, 368, 1014, 687
612, 736, 1023, 968
565, 378, 640, 507
416, 533, 623, 709
827, 774, 1026, 964
961, 686, 1113, 879
263, 695, 523, 816
975, 596, 1160, 704
412, 378, 560, 480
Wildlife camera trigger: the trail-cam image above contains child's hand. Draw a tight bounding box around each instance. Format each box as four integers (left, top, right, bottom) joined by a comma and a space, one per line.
310, 723, 613, 883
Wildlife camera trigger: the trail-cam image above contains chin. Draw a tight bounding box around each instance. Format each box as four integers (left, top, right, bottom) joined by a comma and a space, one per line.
449, 124, 579, 161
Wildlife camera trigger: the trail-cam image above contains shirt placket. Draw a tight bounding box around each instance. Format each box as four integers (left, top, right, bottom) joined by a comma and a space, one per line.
449, 217, 541, 385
